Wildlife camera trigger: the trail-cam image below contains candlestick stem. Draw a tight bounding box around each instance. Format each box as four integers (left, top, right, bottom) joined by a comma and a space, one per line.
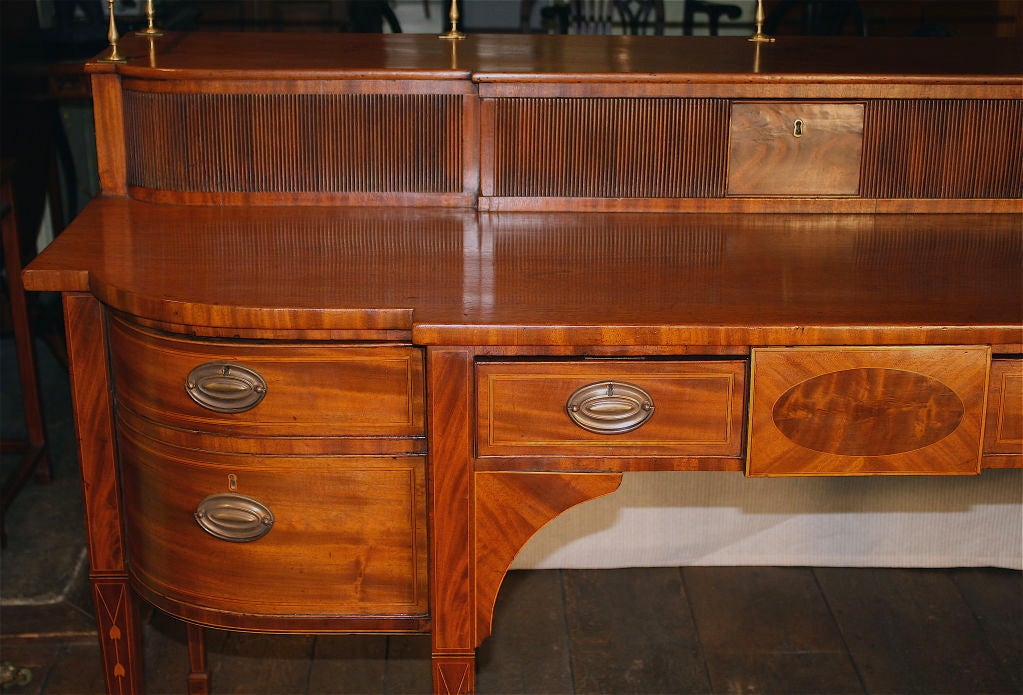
439, 0, 466, 40
140, 0, 164, 36
748, 0, 775, 43
99, 0, 128, 62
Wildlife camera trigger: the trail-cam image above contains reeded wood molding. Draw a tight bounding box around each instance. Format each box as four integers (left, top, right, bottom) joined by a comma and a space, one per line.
123, 91, 467, 200
485, 97, 727, 199
474, 471, 622, 644
862, 100, 1023, 200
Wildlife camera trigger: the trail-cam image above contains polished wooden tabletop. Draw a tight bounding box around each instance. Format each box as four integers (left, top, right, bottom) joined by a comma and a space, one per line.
24, 199, 1022, 347
91, 32, 1023, 85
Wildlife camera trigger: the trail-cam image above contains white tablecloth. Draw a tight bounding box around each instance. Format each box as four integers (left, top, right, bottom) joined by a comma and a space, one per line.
512, 469, 1023, 570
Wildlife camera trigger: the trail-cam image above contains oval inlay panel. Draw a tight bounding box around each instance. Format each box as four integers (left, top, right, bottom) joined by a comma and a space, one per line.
772, 368, 964, 456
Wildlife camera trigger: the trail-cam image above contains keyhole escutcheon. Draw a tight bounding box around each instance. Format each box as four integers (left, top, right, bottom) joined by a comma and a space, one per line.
793, 119, 803, 137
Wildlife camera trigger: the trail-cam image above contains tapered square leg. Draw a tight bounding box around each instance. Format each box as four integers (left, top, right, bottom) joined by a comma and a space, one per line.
92, 579, 144, 695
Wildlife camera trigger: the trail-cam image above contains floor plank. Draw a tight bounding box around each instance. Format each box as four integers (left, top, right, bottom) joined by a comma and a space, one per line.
206, 629, 316, 694
477, 569, 573, 695
308, 635, 389, 694
564, 567, 709, 695
684, 566, 863, 695
143, 610, 196, 695
816, 567, 1018, 695
39, 643, 107, 695
382, 635, 432, 695
953, 568, 1023, 693
5, 567, 1019, 694
684, 566, 848, 653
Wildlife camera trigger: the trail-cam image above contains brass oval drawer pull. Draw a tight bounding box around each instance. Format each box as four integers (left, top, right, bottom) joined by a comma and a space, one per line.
185, 362, 267, 413
566, 381, 655, 434
194, 493, 274, 542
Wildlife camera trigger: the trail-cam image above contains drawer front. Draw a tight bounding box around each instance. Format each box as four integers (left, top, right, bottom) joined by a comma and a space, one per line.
119, 424, 428, 618
476, 360, 746, 457
984, 359, 1023, 456
727, 102, 863, 196
109, 316, 424, 437
748, 346, 989, 476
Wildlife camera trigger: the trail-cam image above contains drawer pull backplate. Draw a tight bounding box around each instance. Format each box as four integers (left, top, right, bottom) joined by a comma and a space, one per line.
186, 362, 267, 413
566, 381, 655, 434
194, 493, 275, 542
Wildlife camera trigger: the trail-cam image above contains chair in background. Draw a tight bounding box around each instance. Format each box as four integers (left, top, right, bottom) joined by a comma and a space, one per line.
527, 0, 665, 34
347, 0, 402, 32
682, 0, 742, 35
1, 181, 51, 548
764, 0, 867, 36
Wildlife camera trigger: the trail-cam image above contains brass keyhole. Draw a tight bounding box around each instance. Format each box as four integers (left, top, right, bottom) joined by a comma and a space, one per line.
793, 119, 803, 137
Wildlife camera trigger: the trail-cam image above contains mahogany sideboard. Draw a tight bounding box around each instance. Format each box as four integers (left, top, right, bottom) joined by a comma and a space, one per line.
23, 32, 1023, 694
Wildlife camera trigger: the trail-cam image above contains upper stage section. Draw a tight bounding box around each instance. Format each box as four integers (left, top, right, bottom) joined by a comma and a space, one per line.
90, 33, 1022, 86
88, 33, 1022, 212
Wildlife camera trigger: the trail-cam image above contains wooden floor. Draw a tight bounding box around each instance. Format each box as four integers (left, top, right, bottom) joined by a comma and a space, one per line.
2, 566, 1020, 694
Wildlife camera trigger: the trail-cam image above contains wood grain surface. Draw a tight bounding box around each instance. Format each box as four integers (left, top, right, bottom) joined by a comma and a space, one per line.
108, 316, 424, 438
985, 359, 1023, 463
476, 360, 745, 457
25, 202, 1023, 350
748, 346, 990, 475
119, 424, 428, 620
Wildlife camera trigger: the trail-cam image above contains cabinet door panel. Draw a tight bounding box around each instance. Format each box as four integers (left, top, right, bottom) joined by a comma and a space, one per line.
728, 102, 863, 196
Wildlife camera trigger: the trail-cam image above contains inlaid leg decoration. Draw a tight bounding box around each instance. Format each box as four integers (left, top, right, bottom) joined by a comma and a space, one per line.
92, 579, 144, 695
433, 654, 476, 695
186, 624, 210, 695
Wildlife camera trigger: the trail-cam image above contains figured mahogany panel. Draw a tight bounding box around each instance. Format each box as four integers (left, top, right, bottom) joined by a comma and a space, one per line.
63, 294, 125, 572
123, 90, 467, 202
486, 97, 728, 198
119, 425, 428, 619
772, 369, 964, 455
861, 100, 1023, 199
477, 360, 745, 458
748, 346, 990, 476
108, 316, 424, 438
474, 471, 622, 643
91, 74, 127, 196
984, 359, 1023, 459
727, 102, 864, 196
427, 348, 475, 655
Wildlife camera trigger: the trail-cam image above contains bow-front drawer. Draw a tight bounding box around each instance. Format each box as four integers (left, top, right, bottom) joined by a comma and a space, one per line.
476, 360, 746, 458
108, 316, 424, 438
118, 422, 428, 623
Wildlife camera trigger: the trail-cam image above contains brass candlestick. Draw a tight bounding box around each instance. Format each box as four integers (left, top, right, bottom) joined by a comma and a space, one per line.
439, 0, 465, 40
139, 0, 164, 36
748, 0, 775, 43
99, 0, 127, 62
